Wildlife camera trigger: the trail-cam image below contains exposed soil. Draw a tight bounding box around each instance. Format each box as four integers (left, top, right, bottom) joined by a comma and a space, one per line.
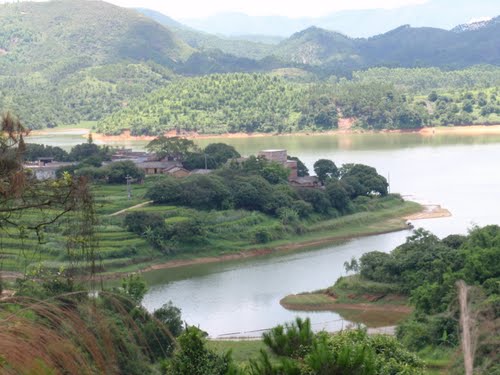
404, 205, 451, 220
33, 124, 500, 142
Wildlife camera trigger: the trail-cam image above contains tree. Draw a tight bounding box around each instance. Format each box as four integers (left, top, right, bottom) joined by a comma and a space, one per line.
343, 257, 359, 274
260, 162, 290, 184
24, 143, 70, 162
325, 180, 350, 212
166, 326, 236, 375
340, 163, 388, 196
313, 159, 339, 184
0, 113, 82, 234
105, 160, 145, 184
121, 274, 148, 304
203, 143, 240, 166
297, 188, 331, 214
69, 135, 111, 162
180, 175, 231, 210
145, 177, 183, 204
146, 136, 199, 161
153, 301, 183, 337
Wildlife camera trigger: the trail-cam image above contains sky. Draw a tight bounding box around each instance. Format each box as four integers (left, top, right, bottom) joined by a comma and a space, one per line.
102, 0, 431, 19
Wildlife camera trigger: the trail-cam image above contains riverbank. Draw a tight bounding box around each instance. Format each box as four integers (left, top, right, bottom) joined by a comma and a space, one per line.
29, 124, 500, 142
103, 200, 428, 279
280, 275, 412, 327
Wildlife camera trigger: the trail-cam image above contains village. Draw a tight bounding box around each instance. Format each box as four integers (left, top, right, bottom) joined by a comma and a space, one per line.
24, 146, 321, 188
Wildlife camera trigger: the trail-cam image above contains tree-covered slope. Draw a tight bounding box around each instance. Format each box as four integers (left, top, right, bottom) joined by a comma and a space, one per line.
0, 0, 190, 128
97, 73, 315, 135
0, 0, 192, 75
274, 27, 359, 66
275, 20, 500, 70
136, 8, 275, 60
97, 68, 500, 135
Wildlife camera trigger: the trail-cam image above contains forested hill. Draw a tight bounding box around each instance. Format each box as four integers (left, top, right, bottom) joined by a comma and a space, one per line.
96, 69, 500, 135
0, 0, 193, 129
0, 0, 192, 74
273, 18, 500, 69
0, 0, 499, 131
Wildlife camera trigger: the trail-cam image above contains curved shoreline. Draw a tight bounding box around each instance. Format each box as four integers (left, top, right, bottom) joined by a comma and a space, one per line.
29, 124, 500, 142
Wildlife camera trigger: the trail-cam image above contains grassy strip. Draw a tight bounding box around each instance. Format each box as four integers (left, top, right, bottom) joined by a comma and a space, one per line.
280, 275, 412, 327
207, 340, 275, 365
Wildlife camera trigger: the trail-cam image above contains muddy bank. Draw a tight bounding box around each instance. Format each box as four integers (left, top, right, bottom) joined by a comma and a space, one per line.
281, 295, 412, 314
32, 124, 500, 142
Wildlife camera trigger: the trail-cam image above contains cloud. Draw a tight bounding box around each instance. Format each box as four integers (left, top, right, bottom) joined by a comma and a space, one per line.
467, 16, 492, 24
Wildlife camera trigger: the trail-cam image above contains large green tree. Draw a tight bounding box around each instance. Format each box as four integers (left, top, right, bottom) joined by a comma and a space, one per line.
313, 159, 339, 184
146, 136, 199, 161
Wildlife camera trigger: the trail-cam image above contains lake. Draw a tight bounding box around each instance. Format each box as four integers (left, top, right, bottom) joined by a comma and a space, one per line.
29, 131, 500, 337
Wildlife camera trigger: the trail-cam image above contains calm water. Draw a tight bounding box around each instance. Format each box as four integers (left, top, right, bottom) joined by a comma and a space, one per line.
30, 131, 500, 337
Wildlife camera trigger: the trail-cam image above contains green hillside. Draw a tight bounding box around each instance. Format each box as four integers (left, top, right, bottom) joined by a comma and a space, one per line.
97, 69, 500, 135
136, 8, 274, 60
0, 0, 192, 74
97, 73, 319, 135
274, 27, 359, 66
0, 0, 190, 128
274, 19, 500, 72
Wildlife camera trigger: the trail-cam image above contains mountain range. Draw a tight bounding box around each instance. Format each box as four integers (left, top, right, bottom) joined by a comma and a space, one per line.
179, 0, 500, 38
0, 0, 499, 129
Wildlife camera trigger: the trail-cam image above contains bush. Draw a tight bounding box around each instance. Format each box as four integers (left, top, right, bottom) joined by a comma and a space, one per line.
105, 160, 145, 184
254, 228, 272, 243
145, 177, 183, 204
263, 317, 315, 358
124, 211, 164, 235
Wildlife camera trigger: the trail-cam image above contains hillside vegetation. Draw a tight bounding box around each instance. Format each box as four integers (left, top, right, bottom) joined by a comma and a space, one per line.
97, 74, 311, 135
0, 1, 499, 132
0, 0, 186, 128
97, 69, 500, 135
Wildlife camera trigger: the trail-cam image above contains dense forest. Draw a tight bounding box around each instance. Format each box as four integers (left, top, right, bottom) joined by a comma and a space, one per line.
0, 1, 499, 132
97, 70, 500, 135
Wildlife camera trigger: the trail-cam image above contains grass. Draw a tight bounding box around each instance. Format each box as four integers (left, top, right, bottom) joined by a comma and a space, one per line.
280, 275, 411, 327
418, 346, 455, 375
207, 340, 274, 365
0, 178, 422, 277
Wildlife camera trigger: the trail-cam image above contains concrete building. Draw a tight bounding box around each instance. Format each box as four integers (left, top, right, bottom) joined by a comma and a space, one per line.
25, 162, 74, 180
258, 149, 298, 180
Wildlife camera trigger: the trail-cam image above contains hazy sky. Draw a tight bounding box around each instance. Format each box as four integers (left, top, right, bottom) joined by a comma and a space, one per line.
104, 0, 430, 19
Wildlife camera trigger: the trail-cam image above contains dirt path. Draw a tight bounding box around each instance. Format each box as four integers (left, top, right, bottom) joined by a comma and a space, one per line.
458, 280, 474, 375
109, 201, 153, 217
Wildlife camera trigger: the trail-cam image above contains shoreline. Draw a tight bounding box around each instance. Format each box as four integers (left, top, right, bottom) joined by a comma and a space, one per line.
0, 203, 449, 281
280, 298, 412, 314
0, 226, 409, 282
29, 124, 500, 142
105, 203, 449, 279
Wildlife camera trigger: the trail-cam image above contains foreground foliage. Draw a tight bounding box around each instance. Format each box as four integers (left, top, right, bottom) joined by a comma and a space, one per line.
358, 226, 500, 374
